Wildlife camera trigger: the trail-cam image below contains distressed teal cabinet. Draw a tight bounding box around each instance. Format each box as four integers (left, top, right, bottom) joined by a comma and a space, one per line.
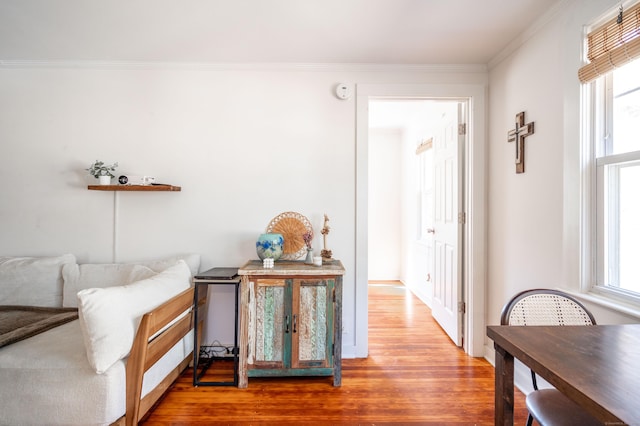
249, 277, 333, 371
238, 260, 344, 388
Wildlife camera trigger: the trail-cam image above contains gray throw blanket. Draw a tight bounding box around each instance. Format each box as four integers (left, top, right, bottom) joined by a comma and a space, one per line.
0, 305, 79, 348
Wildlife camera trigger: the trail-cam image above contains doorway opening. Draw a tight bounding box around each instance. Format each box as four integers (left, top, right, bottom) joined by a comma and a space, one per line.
368, 98, 465, 346
354, 83, 487, 359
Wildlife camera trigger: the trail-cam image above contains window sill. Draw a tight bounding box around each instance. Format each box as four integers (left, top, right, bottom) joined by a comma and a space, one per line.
564, 289, 640, 320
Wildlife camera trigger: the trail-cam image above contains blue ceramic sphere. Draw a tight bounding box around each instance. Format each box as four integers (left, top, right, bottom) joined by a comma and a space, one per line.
256, 233, 284, 260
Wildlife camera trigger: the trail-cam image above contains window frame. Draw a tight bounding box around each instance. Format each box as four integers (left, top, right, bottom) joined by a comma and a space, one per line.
582, 64, 640, 309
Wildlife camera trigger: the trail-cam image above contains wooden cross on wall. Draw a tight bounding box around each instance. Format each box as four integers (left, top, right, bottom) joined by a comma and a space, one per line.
507, 111, 535, 174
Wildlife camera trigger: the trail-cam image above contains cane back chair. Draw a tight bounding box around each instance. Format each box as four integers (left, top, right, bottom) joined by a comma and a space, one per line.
500, 289, 601, 426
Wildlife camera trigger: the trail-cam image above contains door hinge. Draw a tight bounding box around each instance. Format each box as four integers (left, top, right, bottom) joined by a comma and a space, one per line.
458, 301, 466, 314
458, 212, 466, 224
458, 123, 467, 135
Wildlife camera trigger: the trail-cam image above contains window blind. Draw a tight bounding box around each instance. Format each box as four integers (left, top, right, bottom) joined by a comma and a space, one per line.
578, 1, 640, 83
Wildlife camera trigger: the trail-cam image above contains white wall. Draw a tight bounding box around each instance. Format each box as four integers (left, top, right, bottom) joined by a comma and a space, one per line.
0, 63, 488, 357
486, 0, 639, 387
368, 128, 402, 281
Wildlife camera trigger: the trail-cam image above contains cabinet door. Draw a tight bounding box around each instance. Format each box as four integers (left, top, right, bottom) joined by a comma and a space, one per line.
291, 278, 334, 369
250, 278, 290, 369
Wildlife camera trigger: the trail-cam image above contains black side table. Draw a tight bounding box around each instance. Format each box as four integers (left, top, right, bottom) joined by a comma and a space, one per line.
192, 267, 240, 386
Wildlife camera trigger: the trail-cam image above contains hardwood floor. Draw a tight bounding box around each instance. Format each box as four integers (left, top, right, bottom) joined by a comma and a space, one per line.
141, 282, 528, 425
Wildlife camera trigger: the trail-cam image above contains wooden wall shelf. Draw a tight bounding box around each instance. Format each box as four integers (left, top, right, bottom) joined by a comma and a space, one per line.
87, 184, 181, 192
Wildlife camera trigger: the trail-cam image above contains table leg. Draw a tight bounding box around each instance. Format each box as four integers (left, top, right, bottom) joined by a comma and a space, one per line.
494, 343, 514, 426
192, 283, 200, 386
233, 281, 239, 386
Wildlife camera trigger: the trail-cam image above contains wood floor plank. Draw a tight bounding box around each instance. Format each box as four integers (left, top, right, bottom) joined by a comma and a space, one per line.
141, 282, 528, 425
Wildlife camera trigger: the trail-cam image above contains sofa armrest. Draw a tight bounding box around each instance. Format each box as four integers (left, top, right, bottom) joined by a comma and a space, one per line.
125, 287, 195, 426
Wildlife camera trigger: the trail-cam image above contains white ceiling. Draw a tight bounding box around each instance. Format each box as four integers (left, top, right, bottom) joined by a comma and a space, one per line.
0, 0, 561, 64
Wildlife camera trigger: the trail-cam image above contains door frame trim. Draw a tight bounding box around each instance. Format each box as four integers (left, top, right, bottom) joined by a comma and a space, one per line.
355, 83, 487, 357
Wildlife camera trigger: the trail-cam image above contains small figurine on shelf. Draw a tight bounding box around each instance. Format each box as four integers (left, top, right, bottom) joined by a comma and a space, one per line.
320, 214, 333, 262
303, 231, 314, 264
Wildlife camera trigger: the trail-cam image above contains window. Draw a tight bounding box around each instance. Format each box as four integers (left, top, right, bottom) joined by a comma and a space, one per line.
594, 58, 640, 299
583, 3, 640, 302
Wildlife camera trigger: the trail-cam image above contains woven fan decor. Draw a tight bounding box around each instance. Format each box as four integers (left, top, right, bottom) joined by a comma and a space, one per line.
266, 211, 313, 260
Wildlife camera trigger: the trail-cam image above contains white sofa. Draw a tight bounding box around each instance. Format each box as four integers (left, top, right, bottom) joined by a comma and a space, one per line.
0, 254, 200, 426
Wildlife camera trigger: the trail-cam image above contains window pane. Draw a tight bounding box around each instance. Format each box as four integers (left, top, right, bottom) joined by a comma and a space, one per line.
611, 58, 640, 155
619, 163, 640, 293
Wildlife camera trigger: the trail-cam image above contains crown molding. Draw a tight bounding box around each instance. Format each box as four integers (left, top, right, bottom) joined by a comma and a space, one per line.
488, 0, 571, 70
0, 59, 487, 74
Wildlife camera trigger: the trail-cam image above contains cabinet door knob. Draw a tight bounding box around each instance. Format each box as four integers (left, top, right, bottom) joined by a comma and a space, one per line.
285, 315, 290, 333
293, 314, 298, 333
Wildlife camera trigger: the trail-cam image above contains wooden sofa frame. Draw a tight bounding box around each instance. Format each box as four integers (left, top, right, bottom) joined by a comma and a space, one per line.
110, 287, 199, 426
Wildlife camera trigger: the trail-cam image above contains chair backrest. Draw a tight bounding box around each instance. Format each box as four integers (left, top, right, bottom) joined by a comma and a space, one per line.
500, 289, 596, 392
500, 289, 596, 326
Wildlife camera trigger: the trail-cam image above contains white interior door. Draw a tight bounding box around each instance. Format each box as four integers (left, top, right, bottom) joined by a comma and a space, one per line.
431, 102, 465, 346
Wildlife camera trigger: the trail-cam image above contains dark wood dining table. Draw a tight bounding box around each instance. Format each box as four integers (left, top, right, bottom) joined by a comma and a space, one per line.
487, 324, 640, 426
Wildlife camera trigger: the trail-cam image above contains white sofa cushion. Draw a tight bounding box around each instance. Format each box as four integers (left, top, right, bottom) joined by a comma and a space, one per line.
0, 320, 194, 426
62, 263, 156, 308
77, 260, 191, 374
0, 254, 76, 307
138, 253, 200, 276
62, 253, 200, 308
0, 320, 126, 426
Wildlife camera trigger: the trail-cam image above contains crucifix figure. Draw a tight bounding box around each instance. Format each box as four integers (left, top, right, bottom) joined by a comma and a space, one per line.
507, 111, 535, 174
